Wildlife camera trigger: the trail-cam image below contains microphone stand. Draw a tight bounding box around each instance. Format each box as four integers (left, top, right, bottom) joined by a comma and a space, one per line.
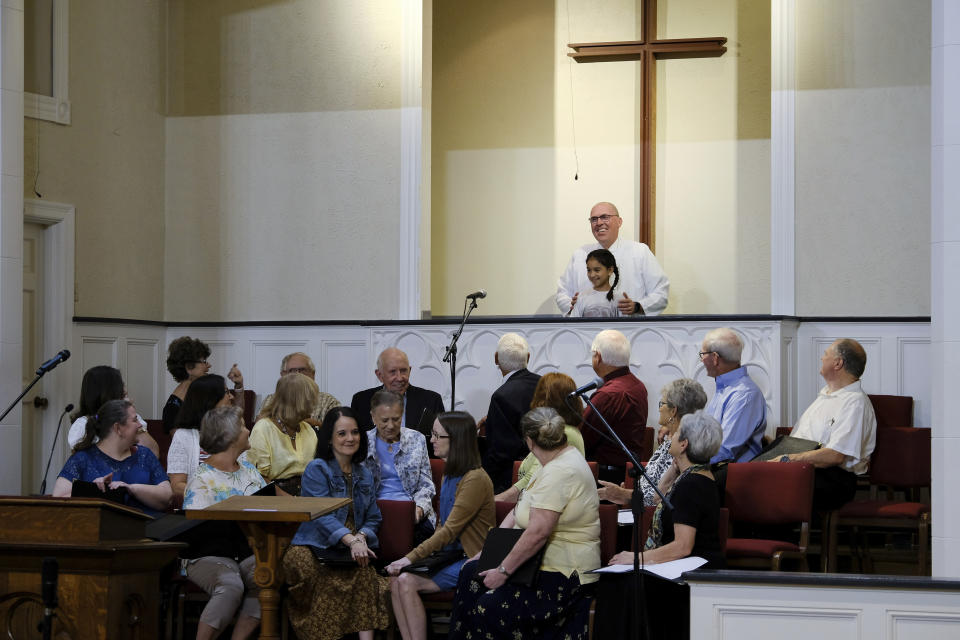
442, 296, 479, 409
0, 371, 45, 424
580, 392, 672, 640
39, 407, 71, 495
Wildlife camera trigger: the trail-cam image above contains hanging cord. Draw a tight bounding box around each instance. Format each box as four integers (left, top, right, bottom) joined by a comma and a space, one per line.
566, 0, 581, 181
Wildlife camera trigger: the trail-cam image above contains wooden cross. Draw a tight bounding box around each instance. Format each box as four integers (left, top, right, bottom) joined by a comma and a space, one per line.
568, 0, 726, 250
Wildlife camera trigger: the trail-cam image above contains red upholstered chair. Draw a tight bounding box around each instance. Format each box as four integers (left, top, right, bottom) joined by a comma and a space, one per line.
724, 461, 815, 571
598, 503, 618, 565
430, 459, 444, 495
146, 419, 171, 470
867, 394, 913, 429
826, 427, 930, 574
776, 426, 792, 438
376, 499, 416, 564
622, 462, 651, 490
495, 500, 515, 526
587, 461, 599, 482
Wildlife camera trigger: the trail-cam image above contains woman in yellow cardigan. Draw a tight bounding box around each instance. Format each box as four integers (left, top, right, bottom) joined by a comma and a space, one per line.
386, 411, 495, 640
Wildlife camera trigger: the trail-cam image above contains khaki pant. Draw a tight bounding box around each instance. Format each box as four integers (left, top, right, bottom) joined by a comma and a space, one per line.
185, 555, 260, 630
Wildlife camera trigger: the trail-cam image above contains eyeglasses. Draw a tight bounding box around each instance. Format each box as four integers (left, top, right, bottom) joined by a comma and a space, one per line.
284, 367, 311, 375
658, 400, 673, 409
588, 214, 618, 225
431, 431, 450, 439
697, 351, 716, 360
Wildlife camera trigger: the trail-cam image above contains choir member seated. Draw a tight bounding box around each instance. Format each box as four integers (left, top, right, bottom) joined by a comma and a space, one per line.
67, 365, 159, 458
167, 374, 236, 498
363, 390, 436, 544
387, 411, 495, 640
597, 378, 707, 508
182, 405, 265, 640
164, 336, 243, 433
54, 399, 171, 515
449, 407, 600, 640
282, 407, 390, 640
247, 372, 320, 495
608, 410, 725, 569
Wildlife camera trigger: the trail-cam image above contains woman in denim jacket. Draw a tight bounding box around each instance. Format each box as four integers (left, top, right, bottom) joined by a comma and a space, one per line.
282, 407, 390, 640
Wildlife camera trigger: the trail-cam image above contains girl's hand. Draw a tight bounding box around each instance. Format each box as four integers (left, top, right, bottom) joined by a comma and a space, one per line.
386, 557, 412, 576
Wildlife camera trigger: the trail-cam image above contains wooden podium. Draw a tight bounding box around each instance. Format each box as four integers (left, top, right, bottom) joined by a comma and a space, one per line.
0, 497, 184, 640
187, 495, 350, 640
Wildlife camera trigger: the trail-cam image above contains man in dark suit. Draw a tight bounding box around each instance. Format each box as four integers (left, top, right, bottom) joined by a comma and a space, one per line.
481, 333, 542, 493
351, 347, 445, 456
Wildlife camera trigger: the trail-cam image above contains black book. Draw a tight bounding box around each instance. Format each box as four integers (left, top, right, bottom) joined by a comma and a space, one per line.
477, 528, 545, 588
751, 435, 821, 461
401, 548, 466, 577
71, 480, 129, 505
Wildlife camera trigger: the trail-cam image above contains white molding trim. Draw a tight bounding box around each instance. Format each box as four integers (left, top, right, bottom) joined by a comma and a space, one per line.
770, 0, 796, 314
398, 0, 423, 320
23, 0, 70, 125
24, 197, 74, 491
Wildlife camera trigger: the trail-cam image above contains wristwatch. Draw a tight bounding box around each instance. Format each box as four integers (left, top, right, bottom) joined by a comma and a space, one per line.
779, 455, 790, 463
497, 565, 511, 576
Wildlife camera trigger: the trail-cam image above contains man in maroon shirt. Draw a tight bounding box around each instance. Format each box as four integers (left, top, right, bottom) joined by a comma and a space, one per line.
581, 329, 649, 484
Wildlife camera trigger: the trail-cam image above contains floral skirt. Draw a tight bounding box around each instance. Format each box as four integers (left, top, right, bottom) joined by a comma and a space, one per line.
282, 545, 390, 640
447, 560, 592, 640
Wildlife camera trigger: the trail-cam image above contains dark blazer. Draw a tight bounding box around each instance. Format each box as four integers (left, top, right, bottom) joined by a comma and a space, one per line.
481, 368, 542, 493
350, 384, 446, 456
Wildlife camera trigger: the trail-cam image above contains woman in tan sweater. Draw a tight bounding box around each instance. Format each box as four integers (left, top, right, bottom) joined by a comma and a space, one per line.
386, 411, 494, 640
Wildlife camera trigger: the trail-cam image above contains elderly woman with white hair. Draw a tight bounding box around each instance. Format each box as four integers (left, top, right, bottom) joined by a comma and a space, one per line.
598, 378, 707, 507
609, 409, 725, 569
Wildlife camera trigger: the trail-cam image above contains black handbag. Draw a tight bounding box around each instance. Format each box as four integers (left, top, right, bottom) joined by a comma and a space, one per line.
477, 528, 545, 588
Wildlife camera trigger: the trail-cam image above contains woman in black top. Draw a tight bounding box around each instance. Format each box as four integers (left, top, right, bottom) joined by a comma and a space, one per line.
609, 410, 725, 569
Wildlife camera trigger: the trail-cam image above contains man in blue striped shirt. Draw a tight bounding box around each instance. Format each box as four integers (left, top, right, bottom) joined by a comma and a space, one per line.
700, 328, 767, 463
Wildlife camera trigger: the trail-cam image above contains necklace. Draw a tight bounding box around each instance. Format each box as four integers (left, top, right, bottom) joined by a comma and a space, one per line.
277, 419, 296, 441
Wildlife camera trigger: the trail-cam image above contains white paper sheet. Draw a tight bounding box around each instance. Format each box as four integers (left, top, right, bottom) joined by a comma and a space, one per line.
591, 556, 708, 580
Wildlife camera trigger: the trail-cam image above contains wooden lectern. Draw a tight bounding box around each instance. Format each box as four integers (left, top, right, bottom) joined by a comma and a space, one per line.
0, 497, 184, 640
187, 495, 351, 640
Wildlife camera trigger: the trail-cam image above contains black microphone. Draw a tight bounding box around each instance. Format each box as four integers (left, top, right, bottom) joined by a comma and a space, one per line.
41, 556, 58, 610
36, 349, 70, 376
568, 376, 604, 397
465, 290, 487, 300
39, 404, 73, 495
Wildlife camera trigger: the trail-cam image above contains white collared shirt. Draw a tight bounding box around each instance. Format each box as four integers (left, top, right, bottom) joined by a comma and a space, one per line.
792, 380, 877, 475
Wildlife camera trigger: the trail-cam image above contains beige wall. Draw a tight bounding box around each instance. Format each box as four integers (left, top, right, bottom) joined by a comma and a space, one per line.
795, 0, 930, 315
164, 0, 404, 321
432, 0, 771, 317
24, 0, 166, 320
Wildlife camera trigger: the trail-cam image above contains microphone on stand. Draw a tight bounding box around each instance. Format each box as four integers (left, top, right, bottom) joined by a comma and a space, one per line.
465, 290, 487, 300
39, 403, 73, 495
568, 377, 604, 397
36, 350, 70, 376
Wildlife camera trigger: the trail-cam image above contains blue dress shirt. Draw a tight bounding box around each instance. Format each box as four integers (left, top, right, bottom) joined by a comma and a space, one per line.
706, 367, 767, 463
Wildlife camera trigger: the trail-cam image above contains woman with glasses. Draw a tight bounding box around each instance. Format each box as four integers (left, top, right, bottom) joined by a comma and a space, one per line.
183, 405, 266, 640
597, 378, 707, 507
163, 336, 244, 433
386, 411, 494, 640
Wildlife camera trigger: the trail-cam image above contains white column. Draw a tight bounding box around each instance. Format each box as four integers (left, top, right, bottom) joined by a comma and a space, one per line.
0, 0, 24, 494
931, 0, 960, 577
398, 0, 423, 320
770, 0, 796, 315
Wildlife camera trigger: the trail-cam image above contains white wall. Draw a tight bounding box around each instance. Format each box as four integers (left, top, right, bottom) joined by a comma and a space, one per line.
795, 0, 931, 315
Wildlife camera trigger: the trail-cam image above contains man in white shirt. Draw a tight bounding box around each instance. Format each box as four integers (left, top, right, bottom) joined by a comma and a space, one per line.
555, 201, 669, 316
781, 338, 877, 511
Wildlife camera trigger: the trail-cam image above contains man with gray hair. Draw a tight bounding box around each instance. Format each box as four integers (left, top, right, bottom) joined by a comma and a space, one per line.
582, 329, 648, 484
258, 352, 341, 424
699, 328, 767, 463
481, 333, 542, 493
781, 338, 876, 511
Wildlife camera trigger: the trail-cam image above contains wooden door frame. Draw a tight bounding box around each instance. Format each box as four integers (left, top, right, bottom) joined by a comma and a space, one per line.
23, 199, 75, 493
